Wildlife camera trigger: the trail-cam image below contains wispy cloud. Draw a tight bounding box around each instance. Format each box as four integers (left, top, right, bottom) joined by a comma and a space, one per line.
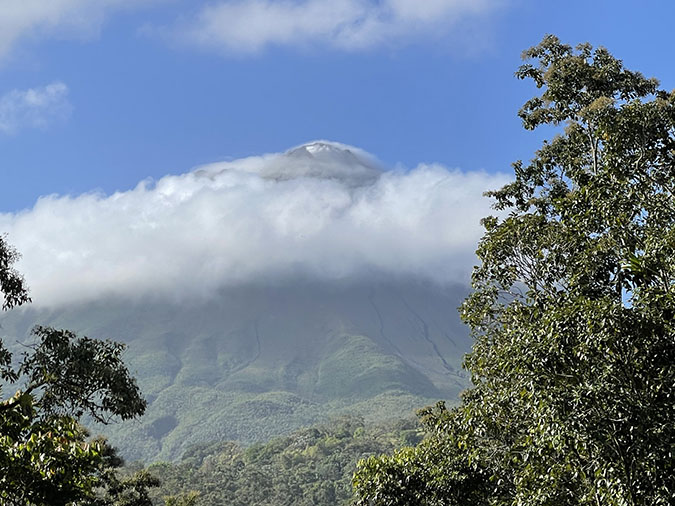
0, 82, 71, 134
168, 0, 504, 53
0, 0, 160, 62
0, 1, 503, 61
0, 142, 510, 307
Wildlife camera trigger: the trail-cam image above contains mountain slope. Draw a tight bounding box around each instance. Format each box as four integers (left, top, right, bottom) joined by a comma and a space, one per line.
1, 277, 471, 462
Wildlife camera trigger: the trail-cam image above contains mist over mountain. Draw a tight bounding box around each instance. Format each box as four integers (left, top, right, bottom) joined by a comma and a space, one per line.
0, 141, 509, 307
0, 142, 505, 461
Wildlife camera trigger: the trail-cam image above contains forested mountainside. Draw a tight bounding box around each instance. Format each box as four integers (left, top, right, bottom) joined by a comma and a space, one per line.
144, 416, 421, 506
1, 277, 471, 462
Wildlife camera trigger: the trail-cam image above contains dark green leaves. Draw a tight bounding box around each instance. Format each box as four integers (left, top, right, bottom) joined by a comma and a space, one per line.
0, 234, 30, 311
353, 36, 675, 506
19, 326, 146, 424
0, 234, 155, 505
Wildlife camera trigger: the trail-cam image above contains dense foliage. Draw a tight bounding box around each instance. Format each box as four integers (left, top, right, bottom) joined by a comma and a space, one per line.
354, 35, 675, 505
0, 235, 160, 505
148, 416, 420, 506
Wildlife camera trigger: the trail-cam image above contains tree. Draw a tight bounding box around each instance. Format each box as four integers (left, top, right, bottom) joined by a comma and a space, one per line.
353, 35, 675, 506
0, 235, 156, 505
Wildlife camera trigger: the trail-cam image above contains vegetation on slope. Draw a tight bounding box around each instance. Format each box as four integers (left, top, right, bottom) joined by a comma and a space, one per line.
146, 416, 422, 506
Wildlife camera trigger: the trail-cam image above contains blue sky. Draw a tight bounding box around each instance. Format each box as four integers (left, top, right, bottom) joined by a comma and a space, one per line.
2, 0, 675, 307
1, 0, 673, 213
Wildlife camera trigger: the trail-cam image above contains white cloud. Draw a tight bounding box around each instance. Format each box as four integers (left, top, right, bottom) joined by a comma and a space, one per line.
171, 0, 503, 53
0, 0, 503, 61
0, 141, 510, 307
0, 82, 71, 134
0, 0, 160, 62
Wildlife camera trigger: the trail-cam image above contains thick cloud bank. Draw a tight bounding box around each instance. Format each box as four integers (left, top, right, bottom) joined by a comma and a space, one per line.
1, 142, 510, 307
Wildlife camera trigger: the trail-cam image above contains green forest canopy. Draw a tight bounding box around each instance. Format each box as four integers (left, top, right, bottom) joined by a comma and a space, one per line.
353, 35, 675, 506
0, 239, 166, 505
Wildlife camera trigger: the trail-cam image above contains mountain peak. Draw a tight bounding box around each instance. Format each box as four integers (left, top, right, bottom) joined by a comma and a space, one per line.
274, 140, 381, 184
285, 141, 361, 160
195, 141, 382, 186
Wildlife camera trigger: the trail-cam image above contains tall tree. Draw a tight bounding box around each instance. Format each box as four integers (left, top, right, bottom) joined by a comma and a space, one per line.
354, 35, 675, 506
0, 235, 155, 505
